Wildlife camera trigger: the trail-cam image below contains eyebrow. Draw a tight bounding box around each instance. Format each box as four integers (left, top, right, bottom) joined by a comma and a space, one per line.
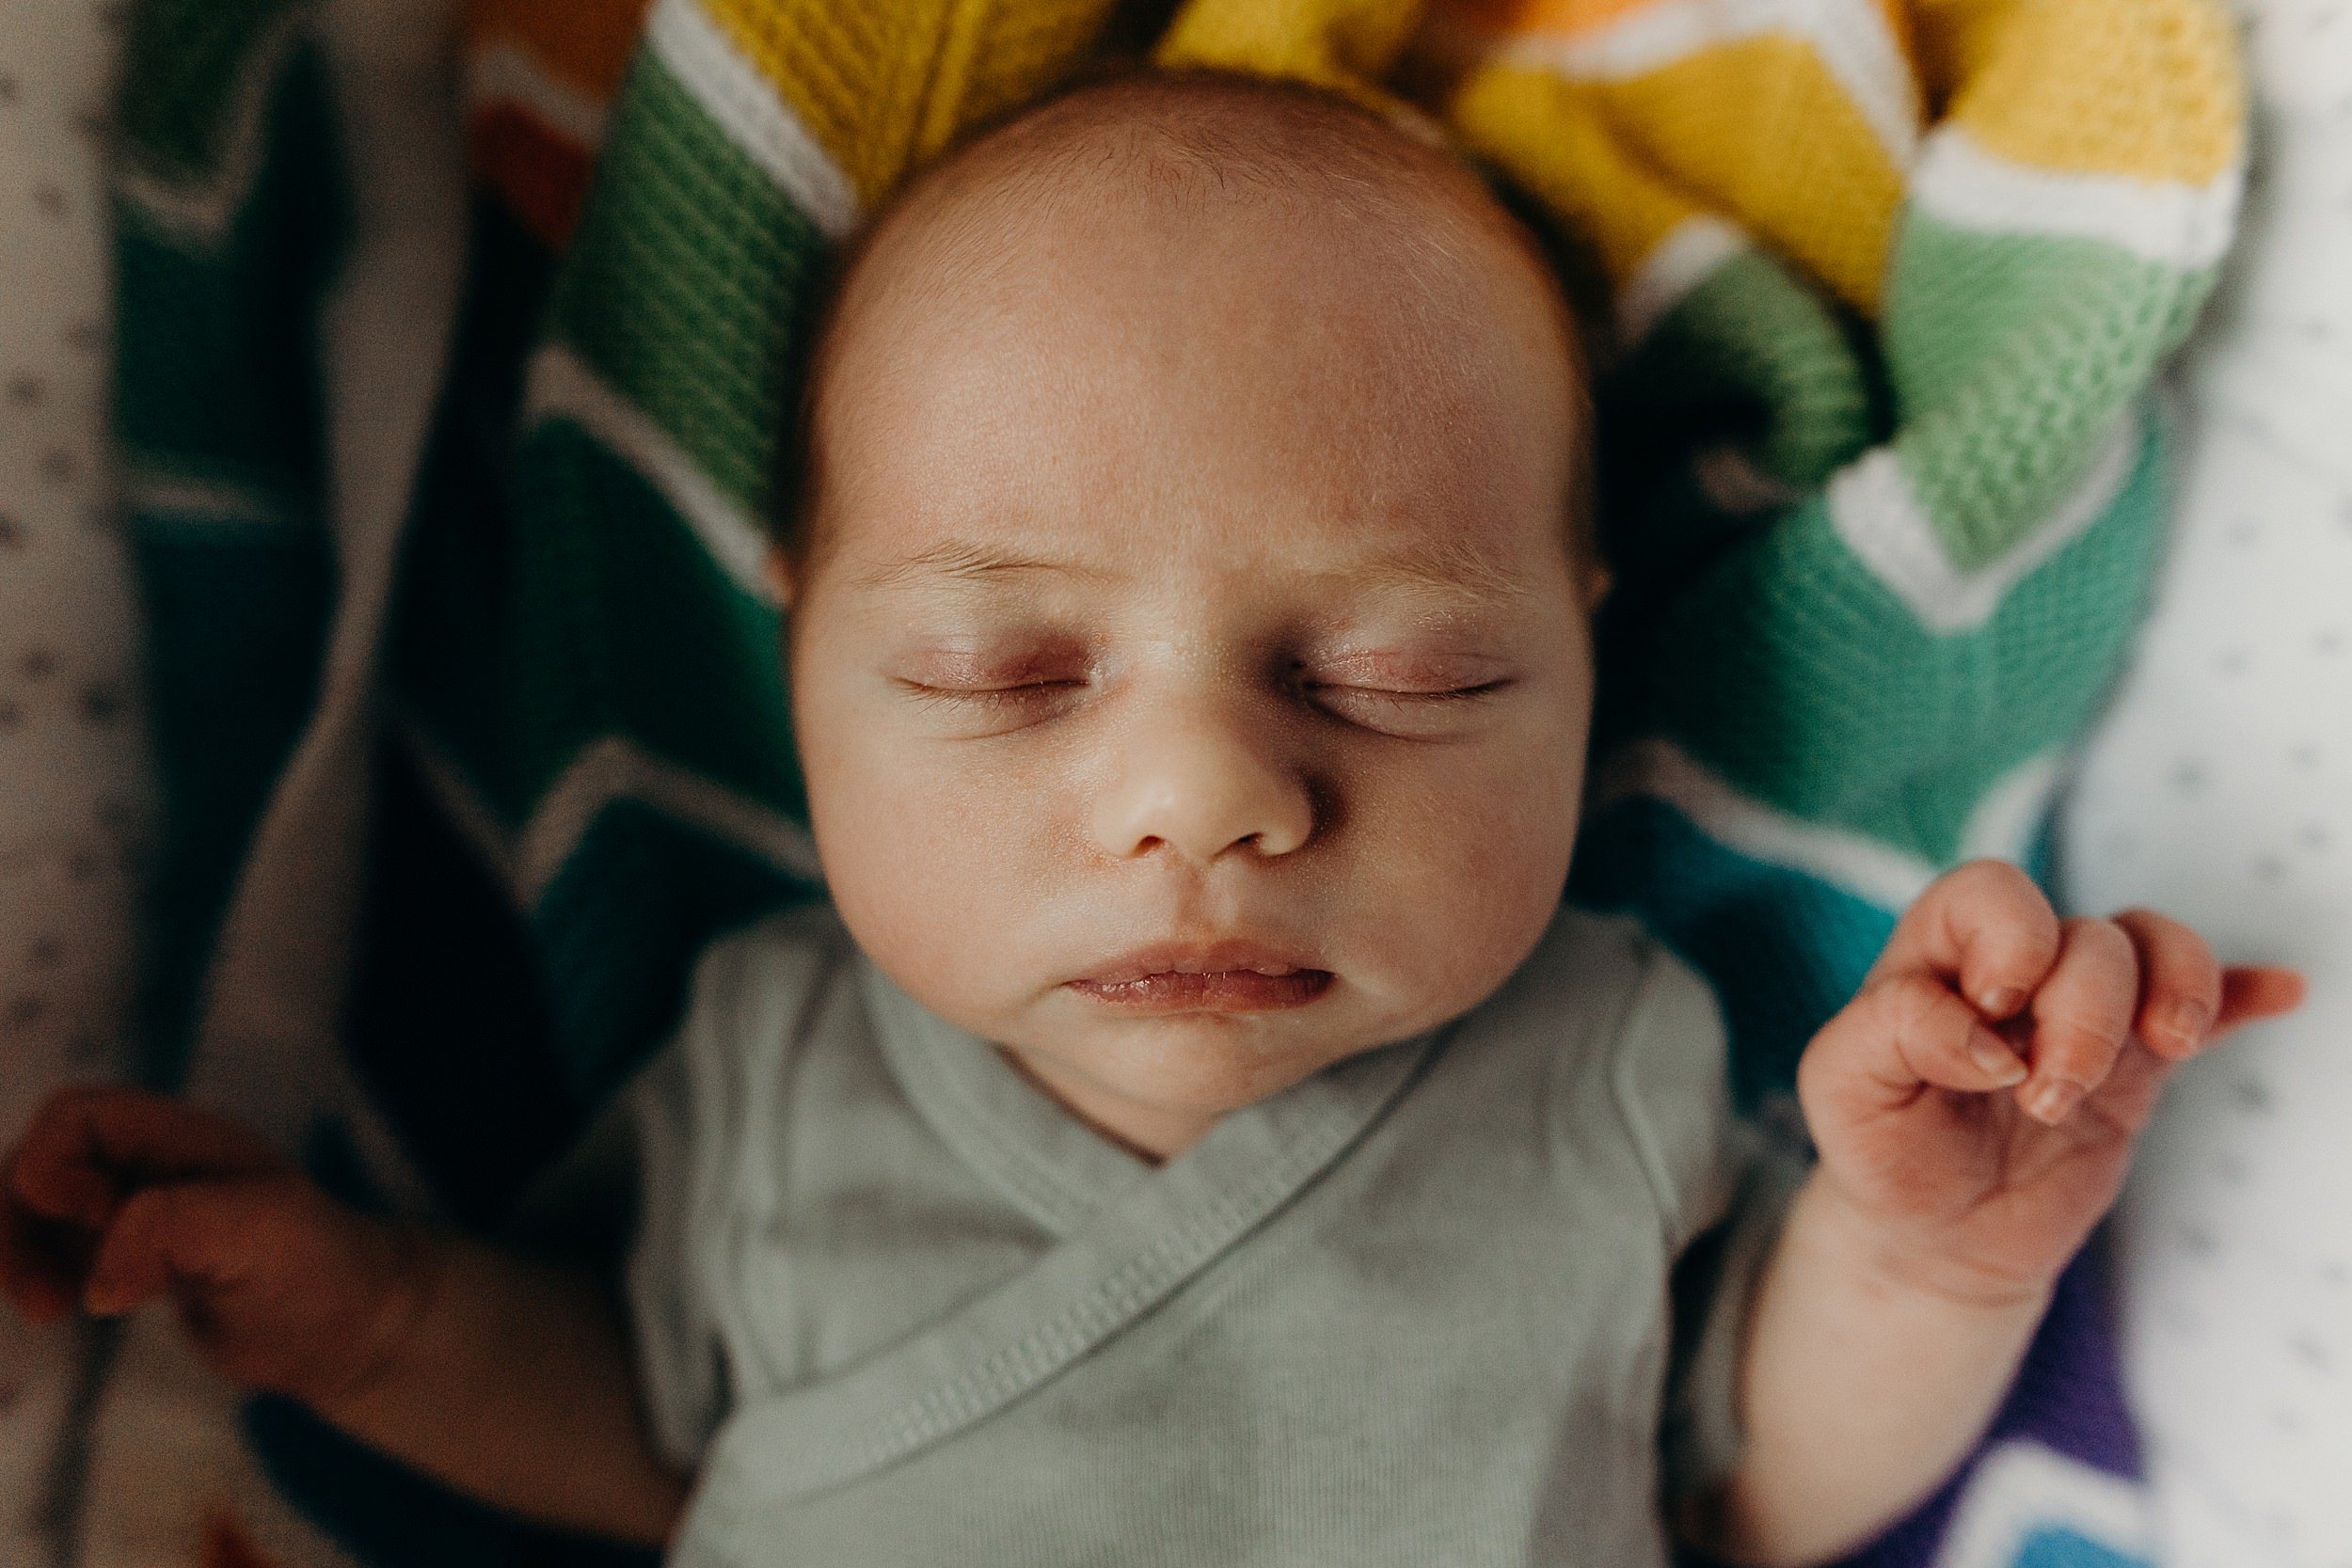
850, 538, 1116, 591
850, 531, 1536, 606
1333, 540, 1535, 608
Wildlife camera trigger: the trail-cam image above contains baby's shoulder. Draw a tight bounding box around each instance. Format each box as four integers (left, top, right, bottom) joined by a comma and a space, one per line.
667, 900, 866, 1088
1472, 905, 1724, 1073
1463, 906, 1733, 1238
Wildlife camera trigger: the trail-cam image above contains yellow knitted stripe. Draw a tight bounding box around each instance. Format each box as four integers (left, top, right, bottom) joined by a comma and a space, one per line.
466, 0, 646, 106
1913, 0, 2241, 182
1426, 0, 1921, 169
1586, 38, 1900, 310
694, 0, 1118, 209
1438, 0, 1911, 49
1444, 64, 1698, 287
1159, 0, 1424, 109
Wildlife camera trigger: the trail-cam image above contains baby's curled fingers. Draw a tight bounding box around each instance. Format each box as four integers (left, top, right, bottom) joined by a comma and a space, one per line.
1869, 861, 2061, 1020
2109, 911, 2222, 1059
82, 1178, 290, 1316
0, 1184, 84, 1323
2015, 918, 2139, 1126
1800, 972, 2029, 1121
8, 1086, 284, 1230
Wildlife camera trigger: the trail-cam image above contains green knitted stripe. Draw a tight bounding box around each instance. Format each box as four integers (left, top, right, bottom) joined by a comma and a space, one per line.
131, 522, 334, 1067
118, 0, 306, 180
113, 43, 343, 497
548, 49, 834, 525
1635, 416, 2166, 863
533, 801, 818, 1101
508, 421, 806, 824
1883, 213, 2214, 573
384, 195, 565, 828
1616, 250, 1879, 493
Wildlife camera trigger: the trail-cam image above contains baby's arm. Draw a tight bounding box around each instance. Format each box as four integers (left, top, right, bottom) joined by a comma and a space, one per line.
0, 1088, 687, 1544
1698, 863, 2303, 1567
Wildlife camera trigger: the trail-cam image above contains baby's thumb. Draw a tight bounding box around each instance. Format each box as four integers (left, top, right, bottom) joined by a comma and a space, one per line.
83, 1180, 276, 1316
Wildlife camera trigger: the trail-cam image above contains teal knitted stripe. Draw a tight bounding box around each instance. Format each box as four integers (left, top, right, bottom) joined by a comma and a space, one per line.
548, 48, 834, 526
508, 422, 806, 827
533, 801, 819, 1101
1632, 413, 2166, 863
1617, 248, 1880, 492
1884, 213, 2213, 573
118, 0, 307, 179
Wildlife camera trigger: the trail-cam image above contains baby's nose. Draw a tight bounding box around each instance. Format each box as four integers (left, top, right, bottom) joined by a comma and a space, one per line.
1088, 693, 1315, 864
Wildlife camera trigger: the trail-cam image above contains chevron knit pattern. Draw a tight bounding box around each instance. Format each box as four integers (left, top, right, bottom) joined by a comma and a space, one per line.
108, 0, 2241, 1563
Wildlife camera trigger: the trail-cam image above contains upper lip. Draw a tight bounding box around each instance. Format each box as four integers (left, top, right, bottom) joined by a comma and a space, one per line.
1073, 939, 1327, 986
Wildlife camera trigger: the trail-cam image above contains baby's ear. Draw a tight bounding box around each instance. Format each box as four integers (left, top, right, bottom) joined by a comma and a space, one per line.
1579, 562, 1613, 614
764, 546, 798, 612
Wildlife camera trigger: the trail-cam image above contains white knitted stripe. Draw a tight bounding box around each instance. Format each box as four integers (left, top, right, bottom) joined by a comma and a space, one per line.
1618, 214, 1746, 345
1912, 125, 2242, 271
466, 40, 612, 150
1957, 752, 2066, 867
521, 343, 776, 606
396, 714, 524, 895
1589, 737, 1939, 910
1933, 1442, 2153, 1568
1828, 413, 2137, 634
122, 468, 293, 526
519, 735, 821, 904
1465, 0, 1918, 166
400, 719, 820, 907
1693, 446, 1800, 514
112, 13, 306, 246
644, 0, 862, 240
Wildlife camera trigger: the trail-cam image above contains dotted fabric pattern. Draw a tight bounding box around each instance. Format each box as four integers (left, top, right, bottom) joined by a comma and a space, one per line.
2064, 0, 2352, 1560
0, 0, 149, 1549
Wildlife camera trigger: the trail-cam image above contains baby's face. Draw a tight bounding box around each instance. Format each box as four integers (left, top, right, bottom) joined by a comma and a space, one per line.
787, 148, 1593, 1157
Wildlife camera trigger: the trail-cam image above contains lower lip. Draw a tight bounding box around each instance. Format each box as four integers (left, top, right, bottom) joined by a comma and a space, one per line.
1066, 969, 1335, 1013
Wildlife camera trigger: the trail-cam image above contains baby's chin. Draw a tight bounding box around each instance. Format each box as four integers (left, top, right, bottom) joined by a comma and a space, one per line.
1004, 986, 1438, 1111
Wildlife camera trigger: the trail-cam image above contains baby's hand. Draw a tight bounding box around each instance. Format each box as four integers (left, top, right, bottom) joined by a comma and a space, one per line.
1796, 862, 2303, 1306
0, 1086, 430, 1412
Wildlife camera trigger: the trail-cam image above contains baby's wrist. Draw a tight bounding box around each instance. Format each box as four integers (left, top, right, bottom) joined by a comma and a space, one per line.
1787, 1177, 2058, 1318
300, 1219, 451, 1423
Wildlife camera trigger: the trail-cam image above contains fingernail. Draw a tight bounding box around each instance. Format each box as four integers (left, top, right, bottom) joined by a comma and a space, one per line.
1981, 986, 2027, 1019
1969, 1032, 2029, 1085
2169, 1001, 2213, 1049
2026, 1080, 2086, 1125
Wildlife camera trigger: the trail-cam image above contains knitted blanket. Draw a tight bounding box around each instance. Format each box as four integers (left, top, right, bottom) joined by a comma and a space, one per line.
108, 0, 2242, 1563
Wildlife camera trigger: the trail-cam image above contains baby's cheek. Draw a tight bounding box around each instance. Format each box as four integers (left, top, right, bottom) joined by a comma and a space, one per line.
814, 746, 1064, 1003
1346, 754, 1581, 1011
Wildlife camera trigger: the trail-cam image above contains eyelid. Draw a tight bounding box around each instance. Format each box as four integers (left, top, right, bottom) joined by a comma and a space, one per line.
891, 641, 1091, 692
1306, 649, 1516, 693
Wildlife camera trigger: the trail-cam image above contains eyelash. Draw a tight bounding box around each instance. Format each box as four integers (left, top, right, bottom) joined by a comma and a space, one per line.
898, 678, 1084, 709
898, 676, 1510, 719
1307, 679, 1511, 704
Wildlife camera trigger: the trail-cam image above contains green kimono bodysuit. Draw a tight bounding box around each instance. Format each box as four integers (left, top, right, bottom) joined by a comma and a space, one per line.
620, 903, 1785, 1566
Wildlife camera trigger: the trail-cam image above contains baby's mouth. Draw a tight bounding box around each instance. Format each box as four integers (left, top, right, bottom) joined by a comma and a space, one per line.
1067, 942, 1335, 1012
1067, 968, 1334, 1012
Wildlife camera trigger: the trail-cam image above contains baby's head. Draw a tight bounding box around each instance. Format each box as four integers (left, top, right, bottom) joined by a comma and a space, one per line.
781, 71, 1598, 1157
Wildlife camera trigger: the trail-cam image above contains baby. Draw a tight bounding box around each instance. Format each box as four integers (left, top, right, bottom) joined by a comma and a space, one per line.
0, 72, 2300, 1567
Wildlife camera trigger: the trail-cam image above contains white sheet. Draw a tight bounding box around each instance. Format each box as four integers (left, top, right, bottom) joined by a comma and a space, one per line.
2064, 0, 2352, 1559
0, 0, 149, 1553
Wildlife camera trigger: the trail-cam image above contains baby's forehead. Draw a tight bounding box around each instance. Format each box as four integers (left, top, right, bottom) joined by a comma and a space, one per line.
824, 70, 1571, 380
790, 71, 1588, 573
